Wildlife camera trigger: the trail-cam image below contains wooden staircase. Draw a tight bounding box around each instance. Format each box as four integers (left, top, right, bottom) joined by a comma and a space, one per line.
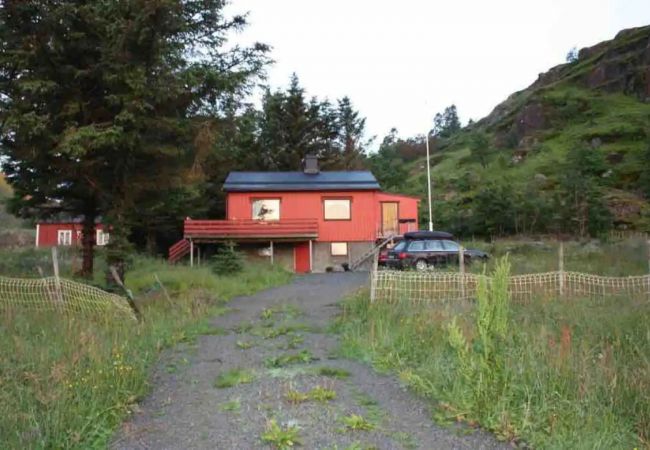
349, 234, 395, 271
168, 239, 191, 264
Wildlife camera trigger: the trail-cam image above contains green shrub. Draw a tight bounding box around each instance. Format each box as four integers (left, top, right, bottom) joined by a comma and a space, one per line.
211, 242, 244, 275
261, 419, 301, 449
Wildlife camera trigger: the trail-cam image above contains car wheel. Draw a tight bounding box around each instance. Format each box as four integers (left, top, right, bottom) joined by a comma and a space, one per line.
415, 259, 428, 271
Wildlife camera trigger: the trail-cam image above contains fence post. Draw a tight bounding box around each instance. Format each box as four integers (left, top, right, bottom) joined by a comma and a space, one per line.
558, 242, 565, 298
459, 245, 466, 299
51, 247, 63, 304
647, 239, 650, 300
110, 266, 141, 321
370, 250, 378, 303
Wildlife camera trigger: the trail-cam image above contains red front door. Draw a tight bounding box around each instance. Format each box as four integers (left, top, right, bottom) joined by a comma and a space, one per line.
294, 242, 311, 273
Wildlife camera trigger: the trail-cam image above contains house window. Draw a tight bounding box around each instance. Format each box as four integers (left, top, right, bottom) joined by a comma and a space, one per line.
96, 229, 110, 246
252, 199, 280, 221
330, 242, 348, 256
323, 199, 351, 220
57, 230, 72, 246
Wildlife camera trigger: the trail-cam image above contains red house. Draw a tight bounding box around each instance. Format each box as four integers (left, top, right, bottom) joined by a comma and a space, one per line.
169, 156, 419, 272
35, 220, 109, 248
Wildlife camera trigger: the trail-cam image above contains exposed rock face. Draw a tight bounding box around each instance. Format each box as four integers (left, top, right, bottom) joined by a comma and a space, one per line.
515, 102, 545, 139
481, 25, 650, 135
606, 190, 647, 226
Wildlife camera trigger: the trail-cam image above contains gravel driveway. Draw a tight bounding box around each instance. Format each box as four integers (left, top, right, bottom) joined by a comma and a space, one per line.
112, 273, 507, 450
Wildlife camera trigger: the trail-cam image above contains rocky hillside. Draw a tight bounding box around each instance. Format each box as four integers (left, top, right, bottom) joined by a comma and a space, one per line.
396, 25, 650, 235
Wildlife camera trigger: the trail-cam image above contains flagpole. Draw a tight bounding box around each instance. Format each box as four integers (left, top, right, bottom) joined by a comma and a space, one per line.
425, 133, 433, 231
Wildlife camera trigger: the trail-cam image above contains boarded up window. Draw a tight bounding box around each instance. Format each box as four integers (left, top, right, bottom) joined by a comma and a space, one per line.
323, 199, 350, 220
252, 199, 280, 221
330, 242, 348, 256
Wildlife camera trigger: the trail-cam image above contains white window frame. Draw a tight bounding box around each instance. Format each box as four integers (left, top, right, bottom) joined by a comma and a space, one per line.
330, 242, 348, 256
323, 199, 351, 221
57, 230, 72, 246
96, 229, 110, 246
251, 198, 281, 221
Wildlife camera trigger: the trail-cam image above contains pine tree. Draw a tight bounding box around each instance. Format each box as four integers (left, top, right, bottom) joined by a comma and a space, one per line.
432, 104, 462, 138
335, 96, 368, 169
0, 0, 269, 277
257, 75, 367, 171
468, 131, 490, 168
558, 144, 611, 237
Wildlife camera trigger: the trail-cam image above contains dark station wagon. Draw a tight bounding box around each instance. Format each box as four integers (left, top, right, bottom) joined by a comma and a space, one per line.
385, 231, 489, 271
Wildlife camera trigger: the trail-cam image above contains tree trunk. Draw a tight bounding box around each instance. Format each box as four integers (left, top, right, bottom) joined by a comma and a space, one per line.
145, 227, 157, 255
105, 213, 131, 291
80, 210, 96, 278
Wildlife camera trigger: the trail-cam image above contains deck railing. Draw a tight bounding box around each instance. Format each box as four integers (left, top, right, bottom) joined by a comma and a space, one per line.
184, 218, 319, 240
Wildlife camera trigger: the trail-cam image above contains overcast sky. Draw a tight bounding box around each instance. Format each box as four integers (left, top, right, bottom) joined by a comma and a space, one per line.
227, 0, 650, 148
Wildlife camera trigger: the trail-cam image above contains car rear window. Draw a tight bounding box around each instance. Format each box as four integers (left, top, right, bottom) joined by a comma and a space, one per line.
425, 240, 445, 251
442, 240, 460, 251
407, 241, 425, 251
392, 241, 407, 252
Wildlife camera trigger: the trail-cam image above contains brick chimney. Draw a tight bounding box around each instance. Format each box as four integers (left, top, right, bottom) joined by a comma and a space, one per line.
302, 154, 319, 174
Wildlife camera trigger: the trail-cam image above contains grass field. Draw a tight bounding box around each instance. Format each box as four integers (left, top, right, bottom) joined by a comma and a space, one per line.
455, 236, 650, 276
0, 255, 291, 449
338, 245, 650, 449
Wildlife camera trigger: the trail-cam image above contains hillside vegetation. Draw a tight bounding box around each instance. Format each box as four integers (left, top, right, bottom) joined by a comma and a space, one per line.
0, 173, 32, 247
372, 26, 650, 237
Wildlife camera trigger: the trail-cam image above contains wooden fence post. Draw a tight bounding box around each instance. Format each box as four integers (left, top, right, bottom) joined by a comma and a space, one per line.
647, 239, 650, 300
51, 247, 63, 304
110, 266, 141, 320
558, 242, 565, 298
459, 245, 466, 299
370, 250, 378, 303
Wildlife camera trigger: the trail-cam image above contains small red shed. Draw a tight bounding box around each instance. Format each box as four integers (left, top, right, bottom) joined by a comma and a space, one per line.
35, 220, 109, 248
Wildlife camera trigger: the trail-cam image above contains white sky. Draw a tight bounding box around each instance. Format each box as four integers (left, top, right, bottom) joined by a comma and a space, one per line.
227, 0, 650, 148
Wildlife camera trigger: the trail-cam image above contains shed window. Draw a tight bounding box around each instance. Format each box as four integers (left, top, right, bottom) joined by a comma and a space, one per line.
252, 199, 280, 221
330, 242, 348, 256
96, 229, 110, 246
57, 230, 72, 246
323, 199, 350, 220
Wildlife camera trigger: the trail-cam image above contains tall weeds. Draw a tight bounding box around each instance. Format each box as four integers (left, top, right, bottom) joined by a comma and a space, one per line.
338, 257, 650, 448
447, 257, 511, 416
0, 259, 291, 449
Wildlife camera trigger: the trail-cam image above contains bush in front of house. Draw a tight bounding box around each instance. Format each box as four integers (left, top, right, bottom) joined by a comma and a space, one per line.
211, 242, 244, 275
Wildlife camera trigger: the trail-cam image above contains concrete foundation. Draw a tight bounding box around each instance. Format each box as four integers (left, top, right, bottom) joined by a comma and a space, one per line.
235, 240, 375, 273
238, 242, 295, 272
312, 241, 374, 272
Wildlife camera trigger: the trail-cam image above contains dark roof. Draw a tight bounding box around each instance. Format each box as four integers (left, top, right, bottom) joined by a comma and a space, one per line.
223, 171, 381, 192
37, 214, 103, 224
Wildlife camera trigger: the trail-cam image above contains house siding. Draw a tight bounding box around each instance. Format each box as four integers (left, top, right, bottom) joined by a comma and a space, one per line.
226, 190, 418, 243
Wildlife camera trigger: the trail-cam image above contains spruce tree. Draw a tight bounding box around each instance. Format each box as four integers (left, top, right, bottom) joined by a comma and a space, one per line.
0, 0, 269, 277
468, 131, 490, 168
336, 96, 368, 169
558, 144, 611, 237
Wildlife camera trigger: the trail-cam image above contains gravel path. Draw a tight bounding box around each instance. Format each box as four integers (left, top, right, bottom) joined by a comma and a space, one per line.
112, 273, 508, 450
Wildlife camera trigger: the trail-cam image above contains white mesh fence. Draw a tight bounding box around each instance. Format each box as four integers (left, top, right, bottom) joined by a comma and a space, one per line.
371, 270, 650, 304
0, 276, 137, 320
